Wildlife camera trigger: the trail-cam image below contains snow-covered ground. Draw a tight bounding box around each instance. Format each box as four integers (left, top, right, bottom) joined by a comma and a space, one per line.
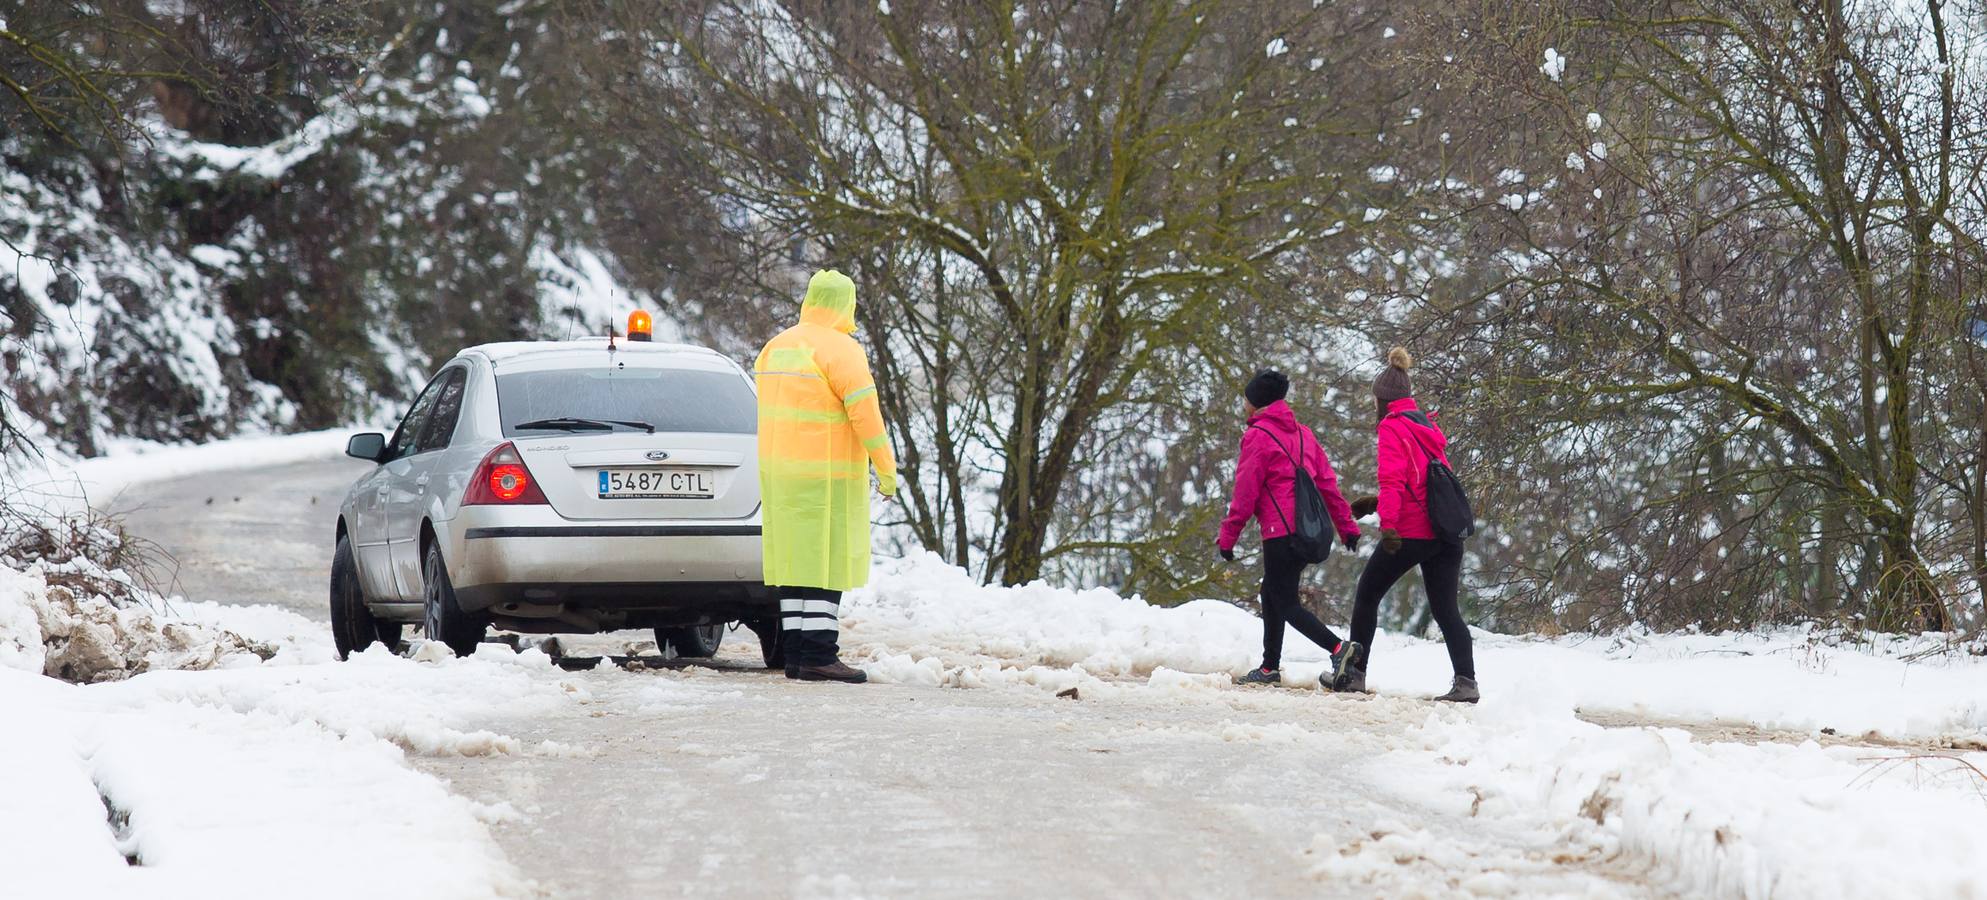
0, 567, 544, 898
847, 554, 1987, 746
3, 438, 1985, 898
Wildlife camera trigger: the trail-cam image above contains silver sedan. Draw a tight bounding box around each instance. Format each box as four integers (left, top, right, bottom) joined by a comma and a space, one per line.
328, 337, 779, 664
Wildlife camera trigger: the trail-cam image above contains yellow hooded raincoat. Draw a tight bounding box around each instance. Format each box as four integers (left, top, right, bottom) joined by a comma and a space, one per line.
754, 270, 899, 591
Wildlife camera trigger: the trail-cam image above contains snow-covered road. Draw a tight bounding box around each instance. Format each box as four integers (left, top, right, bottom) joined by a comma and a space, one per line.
79, 454, 1987, 899
108, 458, 1662, 897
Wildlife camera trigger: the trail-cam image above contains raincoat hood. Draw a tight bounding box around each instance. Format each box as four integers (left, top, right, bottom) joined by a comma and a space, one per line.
799, 269, 858, 334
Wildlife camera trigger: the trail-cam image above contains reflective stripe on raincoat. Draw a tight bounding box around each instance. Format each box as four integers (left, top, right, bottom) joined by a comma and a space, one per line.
754, 270, 899, 591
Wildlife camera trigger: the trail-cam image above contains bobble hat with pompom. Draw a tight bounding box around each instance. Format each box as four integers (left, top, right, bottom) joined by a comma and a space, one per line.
1373, 346, 1414, 403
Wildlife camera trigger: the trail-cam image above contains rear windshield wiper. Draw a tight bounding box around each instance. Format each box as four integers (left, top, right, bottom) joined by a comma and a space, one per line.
513, 417, 656, 434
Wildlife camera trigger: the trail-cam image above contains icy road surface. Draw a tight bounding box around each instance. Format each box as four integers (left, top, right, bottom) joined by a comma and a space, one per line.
111, 459, 1987, 899
114, 459, 1665, 897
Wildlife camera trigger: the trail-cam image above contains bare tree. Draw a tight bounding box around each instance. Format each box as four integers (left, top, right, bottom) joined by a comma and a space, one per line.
1399, 0, 1987, 630
577, 0, 1405, 590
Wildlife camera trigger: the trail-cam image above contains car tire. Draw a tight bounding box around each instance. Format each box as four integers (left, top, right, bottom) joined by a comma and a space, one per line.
745, 618, 785, 669
330, 536, 382, 661
422, 542, 485, 658
658, 623, 723, 659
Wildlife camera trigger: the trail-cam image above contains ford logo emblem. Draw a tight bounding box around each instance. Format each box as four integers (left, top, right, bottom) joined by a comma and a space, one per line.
644, 450, 671, 461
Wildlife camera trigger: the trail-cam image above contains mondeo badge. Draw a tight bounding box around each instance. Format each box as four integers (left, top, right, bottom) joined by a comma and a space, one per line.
645, 450, 671, 461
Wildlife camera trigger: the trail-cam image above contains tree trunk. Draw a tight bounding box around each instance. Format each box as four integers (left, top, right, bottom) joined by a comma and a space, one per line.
1872, 509, 1949, 631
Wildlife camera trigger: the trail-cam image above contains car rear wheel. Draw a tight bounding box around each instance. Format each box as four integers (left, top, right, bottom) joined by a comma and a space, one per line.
658, 623, 723, 659
422, 542, 486, 657
330, 536, 382, 661
745, 619, 784, 669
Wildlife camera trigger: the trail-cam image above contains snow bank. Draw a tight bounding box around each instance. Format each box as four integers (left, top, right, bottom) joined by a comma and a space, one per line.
1461, 630, 1987, 745
0, 565, 50, 673
847, 552, 1987, 744
0, 547, 276, 683
0, 673, 130, 889
845, 551, 1262, 675
97, 638, 591, 758
2, 667, 528, 899
0, 595, 587, 898
1346, 697, 1987, 899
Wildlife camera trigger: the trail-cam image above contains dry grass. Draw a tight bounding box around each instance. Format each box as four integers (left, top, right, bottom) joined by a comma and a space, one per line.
1851, 754, 1987, 805
0, 496, 175, 608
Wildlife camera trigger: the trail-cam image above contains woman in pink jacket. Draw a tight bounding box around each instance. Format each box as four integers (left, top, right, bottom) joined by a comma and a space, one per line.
1216, 370, 1363, 687
1335, 348, 1478, 703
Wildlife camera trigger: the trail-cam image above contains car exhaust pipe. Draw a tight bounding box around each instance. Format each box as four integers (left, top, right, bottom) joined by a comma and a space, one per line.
489, 601, 601, 633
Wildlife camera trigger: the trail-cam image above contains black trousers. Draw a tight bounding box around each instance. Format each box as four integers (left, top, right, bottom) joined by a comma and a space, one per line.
1348, 538, 1473, 678
775, 586, 843, 666
1259, 537, 1344, 671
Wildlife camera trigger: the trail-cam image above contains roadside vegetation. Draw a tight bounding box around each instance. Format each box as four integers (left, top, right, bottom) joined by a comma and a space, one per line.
4, 0, 1983, 637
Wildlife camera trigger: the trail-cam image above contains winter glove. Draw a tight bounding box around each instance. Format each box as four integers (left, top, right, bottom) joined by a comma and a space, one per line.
1218, 545, 1236, 562
877, 471, 899, 497
1342, 532, 1361, 552
1350, 496, 1379, 519
1380, 528, 1402, 554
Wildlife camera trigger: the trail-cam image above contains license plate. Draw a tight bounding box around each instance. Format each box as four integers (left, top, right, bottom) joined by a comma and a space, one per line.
597, 468, 714, 499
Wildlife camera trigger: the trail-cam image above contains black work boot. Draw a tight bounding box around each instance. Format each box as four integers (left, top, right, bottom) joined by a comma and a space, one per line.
1235, 666, 1280, 686
793, 660, 869, 683
784, 665, 801, 679
1324, 641, 1363, 691
1434, 675, 1480, 704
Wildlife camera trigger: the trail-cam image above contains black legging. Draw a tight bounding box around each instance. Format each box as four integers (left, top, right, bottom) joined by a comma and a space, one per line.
1259, 537, 1344, 671
1348, 538, 1474, 678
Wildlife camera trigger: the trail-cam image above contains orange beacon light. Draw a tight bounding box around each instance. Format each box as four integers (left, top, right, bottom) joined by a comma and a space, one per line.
627, 310, 654, 342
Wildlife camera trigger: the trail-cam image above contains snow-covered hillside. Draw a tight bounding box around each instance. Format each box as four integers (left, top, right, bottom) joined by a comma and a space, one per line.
1, 5, 678, 460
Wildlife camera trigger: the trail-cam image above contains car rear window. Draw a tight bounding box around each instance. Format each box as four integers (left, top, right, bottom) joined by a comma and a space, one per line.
496, 367, 757, 436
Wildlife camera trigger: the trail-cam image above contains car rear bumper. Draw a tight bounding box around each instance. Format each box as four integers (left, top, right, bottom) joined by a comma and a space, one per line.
442, 509, 771, 622
453, 527, 762, 588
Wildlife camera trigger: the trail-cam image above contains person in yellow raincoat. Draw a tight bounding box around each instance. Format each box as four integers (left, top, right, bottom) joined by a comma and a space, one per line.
755, 269, 898, 683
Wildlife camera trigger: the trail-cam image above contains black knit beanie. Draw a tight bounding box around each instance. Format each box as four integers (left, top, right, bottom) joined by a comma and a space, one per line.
1373, 347, 1414, 403
1245, 369, 1289, 408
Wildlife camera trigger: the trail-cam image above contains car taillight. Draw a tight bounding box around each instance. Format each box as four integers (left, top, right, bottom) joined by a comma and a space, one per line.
464, 442, 549, 505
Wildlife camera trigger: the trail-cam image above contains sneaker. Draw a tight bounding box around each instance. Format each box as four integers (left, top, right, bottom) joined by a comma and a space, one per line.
1235, 666, 1281, 686
1434, 675, 1480, 704
1332, 664, 1368, 694
1324, 641, 1362, 691
793, 660, 869, 683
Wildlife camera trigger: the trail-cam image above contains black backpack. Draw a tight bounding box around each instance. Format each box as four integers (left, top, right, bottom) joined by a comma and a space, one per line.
1395, 412, 1475, 544
1249, 425, 1336, 564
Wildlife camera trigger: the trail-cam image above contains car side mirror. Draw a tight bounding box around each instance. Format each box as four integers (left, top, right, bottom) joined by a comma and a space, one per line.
346, 433, 387, 463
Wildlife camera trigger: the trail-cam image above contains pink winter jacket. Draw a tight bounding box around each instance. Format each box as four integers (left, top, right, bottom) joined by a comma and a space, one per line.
1376, 397, 1451, 541
1218, 400, 1361, 551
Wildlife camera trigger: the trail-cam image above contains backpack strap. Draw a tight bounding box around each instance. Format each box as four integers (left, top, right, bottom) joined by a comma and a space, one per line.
1249, 423, 1304, 469
1246, 424, 1307, 533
